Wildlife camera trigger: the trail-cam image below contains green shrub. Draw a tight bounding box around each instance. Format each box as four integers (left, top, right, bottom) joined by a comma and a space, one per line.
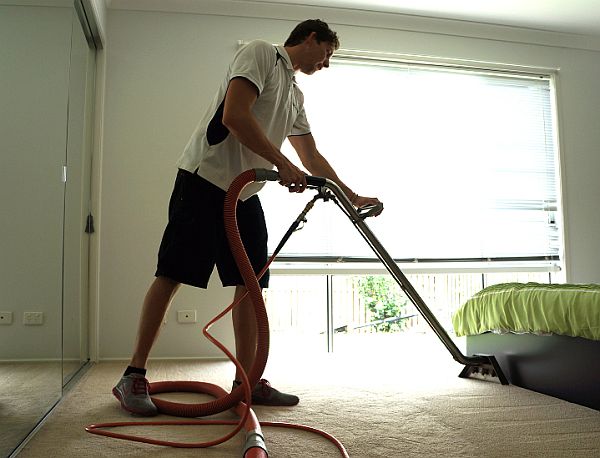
357, 275, 408, 332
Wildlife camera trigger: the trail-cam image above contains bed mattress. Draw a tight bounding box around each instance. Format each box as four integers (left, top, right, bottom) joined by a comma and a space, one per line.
452, 282, 600, 340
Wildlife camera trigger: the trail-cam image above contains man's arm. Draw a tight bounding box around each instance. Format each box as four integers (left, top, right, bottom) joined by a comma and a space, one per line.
221, 77, 307, 191
288, 133, 382, 212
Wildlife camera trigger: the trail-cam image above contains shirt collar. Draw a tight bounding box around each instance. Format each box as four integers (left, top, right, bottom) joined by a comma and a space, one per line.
275, 45, 294, 72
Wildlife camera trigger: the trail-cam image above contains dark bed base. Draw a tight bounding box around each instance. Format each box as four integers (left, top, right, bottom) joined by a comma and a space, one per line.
466, 332, 600, 410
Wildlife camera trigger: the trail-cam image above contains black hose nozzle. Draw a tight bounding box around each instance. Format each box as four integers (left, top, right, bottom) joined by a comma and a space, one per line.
254, 169, 280, 182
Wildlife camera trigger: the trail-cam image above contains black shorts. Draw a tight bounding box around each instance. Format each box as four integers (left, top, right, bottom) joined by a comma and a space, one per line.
155, 169, 269, 289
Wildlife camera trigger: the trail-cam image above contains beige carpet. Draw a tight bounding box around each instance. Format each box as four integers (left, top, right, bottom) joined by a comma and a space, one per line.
16, 334, 600, 457
1, 362, 62, 458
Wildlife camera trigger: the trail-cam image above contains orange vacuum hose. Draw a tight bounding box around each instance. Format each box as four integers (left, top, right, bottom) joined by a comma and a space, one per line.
86, 169, 349, 457
150, 169, 271, 418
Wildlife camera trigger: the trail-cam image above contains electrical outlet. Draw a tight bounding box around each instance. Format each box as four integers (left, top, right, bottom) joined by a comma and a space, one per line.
0, 311, 13, 325
23, 311, 44, 325
177, 310, 196, 323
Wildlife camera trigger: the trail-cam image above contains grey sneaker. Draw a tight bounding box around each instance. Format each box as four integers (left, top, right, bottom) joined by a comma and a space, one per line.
234, 379, 299, 406
112, 373, 158, 416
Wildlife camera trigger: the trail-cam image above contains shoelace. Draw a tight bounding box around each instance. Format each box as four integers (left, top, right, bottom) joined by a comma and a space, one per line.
256, 379, 273, 398
131, 377, 150, 396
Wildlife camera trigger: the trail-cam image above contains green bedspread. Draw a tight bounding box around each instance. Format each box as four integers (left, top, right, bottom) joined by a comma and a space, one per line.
452, 282, 600, 341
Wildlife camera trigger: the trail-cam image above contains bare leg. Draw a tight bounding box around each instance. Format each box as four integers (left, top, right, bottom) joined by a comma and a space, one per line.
232, 285, 258, 381
129, 276, 181, 369
230, 285, 299, 406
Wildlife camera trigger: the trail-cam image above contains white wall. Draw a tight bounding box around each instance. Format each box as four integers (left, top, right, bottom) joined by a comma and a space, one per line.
97, 4, 600, 359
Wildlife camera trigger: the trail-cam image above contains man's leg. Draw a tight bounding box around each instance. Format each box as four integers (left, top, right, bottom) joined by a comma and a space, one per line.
232, 285, 257, 380
113, 276, 180, 416
231, 285, 299, 406
130, 276, 181, 368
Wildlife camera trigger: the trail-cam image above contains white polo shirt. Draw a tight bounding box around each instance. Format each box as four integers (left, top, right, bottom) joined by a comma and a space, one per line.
176, 40, 311, 200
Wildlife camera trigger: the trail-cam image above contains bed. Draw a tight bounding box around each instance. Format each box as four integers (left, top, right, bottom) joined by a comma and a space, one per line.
452, 282, 600, 410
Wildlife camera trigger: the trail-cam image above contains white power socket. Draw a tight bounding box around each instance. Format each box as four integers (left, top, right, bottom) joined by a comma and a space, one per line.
177, 310, 197, 323
23, 311, 44, 325
0, 311, 13, 325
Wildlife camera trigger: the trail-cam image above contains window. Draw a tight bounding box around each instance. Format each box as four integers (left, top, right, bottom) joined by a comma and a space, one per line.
260, 55, 561, 272
264, 271, 552, 355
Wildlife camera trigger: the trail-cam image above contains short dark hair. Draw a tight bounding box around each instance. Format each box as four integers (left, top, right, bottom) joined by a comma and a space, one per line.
284, 19, 340, 50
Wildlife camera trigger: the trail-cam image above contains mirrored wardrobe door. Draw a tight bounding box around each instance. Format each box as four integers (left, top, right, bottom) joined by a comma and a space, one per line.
63, 0, 95, 387
0, 1, 98, 455
0, 3, 73, 456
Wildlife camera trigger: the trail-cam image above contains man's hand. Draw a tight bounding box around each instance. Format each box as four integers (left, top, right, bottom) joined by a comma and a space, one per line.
277, 160, 308, 193
353, 195, 384, 216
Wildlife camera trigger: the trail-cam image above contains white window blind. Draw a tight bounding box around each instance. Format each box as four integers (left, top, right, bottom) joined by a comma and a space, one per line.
260, 57, 561, 267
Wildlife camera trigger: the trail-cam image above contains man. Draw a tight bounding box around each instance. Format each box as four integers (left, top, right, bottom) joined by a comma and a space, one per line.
113, 19, 382, 416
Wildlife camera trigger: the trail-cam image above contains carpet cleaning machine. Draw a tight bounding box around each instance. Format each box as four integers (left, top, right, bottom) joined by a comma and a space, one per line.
86, 169, 508, 456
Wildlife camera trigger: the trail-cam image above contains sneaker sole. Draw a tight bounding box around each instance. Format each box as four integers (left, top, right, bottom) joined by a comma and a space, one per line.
112, 387, 158, 417
252, 395, 300, 406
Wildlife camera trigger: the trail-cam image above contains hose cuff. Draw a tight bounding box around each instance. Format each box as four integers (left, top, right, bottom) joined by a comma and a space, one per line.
243, 430, 268, 457
254, 168, 280, 182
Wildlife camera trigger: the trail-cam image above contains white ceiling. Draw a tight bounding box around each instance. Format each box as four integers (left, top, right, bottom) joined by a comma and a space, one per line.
254, 0, 600, 36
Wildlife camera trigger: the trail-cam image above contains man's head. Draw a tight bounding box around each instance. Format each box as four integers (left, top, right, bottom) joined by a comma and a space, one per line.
284, 19, 340, 50
285, 19, 339, 75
